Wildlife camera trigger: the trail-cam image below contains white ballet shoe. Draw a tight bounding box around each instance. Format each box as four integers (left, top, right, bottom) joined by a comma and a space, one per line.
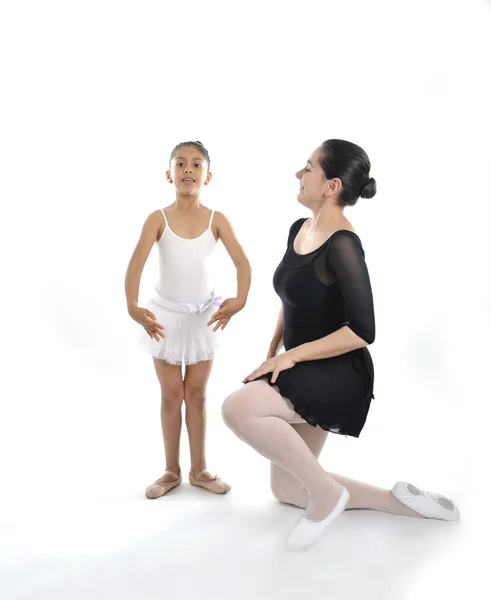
391, 481, 460, 521
288, 487, 350, 551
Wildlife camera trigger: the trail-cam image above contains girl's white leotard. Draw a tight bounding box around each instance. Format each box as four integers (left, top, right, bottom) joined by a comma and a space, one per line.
155, 208, 218, 304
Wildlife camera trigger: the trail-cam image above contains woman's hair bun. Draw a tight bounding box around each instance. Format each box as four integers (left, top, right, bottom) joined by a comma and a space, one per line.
360, 177, 377, 199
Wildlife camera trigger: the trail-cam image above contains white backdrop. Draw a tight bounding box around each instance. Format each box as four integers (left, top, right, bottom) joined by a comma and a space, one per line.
0, 1, 490, 599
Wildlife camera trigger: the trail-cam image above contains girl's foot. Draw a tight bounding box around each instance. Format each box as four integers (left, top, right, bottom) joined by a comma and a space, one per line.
288, 486, 350, 550
145, 470, 182, 499
391, 482, 460, 521
189, 469, 231, 494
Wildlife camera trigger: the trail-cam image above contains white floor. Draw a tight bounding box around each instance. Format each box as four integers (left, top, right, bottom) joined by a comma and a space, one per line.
0, 485, 474, 600
0, 346, 487, 600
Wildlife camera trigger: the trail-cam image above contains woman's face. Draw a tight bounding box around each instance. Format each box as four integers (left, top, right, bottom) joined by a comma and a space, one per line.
167, 145, 211, 194
295, 147, 330, 206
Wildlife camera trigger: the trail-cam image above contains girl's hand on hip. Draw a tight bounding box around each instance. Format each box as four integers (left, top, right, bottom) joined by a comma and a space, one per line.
129, 307, 165, 341
242, 352, 297, 384
207, 297, 245, 332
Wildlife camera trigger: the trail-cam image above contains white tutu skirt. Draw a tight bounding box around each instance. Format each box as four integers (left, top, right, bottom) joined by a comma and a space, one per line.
146, 291, 222, 366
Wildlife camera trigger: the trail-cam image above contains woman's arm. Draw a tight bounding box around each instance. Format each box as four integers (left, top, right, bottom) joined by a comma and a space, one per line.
267, 305, 284, 358
288, 232, 375, 363
266, 220, 302, 356
125, 210, 163, 313
288, 326, 368, 362
244, 324, 368, 384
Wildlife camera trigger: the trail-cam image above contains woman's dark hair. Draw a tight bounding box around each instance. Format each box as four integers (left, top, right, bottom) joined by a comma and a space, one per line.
319, 139, 376, 206
169, 141, 210, 170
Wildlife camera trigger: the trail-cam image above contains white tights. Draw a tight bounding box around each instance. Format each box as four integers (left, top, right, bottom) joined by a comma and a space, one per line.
222, 380, 421, 521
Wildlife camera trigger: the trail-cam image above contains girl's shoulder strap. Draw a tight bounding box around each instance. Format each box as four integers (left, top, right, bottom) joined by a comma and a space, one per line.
160, 208, 168, 226
208, 209, 215, 229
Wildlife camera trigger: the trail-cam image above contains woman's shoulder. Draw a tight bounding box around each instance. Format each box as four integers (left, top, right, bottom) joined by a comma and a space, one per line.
290, 217, 308, 229
322, 229, 365, 263
327, 229, 362, 246
287, 217, 308, 240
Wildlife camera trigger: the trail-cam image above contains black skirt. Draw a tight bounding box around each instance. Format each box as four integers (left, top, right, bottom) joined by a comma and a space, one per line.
260, 347, 374, 438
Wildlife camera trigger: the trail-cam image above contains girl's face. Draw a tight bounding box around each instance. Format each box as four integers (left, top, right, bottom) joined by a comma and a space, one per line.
167, 145, 212, 194
295, 147, 331, 207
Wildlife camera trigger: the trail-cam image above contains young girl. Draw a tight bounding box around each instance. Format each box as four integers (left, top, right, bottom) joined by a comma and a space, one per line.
125, 141, 251, 499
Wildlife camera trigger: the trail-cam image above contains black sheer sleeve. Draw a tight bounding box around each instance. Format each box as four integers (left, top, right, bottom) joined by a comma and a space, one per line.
325, 232, 375, 344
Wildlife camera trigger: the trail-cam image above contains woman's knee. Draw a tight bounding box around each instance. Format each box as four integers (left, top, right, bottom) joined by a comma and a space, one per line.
221, 387, 251, 427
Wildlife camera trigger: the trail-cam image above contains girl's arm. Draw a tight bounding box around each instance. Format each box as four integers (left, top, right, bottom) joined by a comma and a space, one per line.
207, 211, 251, 331
125, 211, 165, 339
215, 211, 251, 306
125, 211, 162, 311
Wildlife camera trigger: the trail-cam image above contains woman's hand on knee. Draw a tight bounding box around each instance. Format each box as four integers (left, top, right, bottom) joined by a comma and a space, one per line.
242, 352, 297, 384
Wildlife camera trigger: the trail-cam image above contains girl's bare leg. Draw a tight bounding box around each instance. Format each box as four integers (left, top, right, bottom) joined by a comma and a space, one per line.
145, 359, 184, 496
183, 359, 215, 482
184, 359, 231, 493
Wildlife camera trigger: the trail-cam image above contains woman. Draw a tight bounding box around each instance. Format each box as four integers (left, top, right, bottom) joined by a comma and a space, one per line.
219, 139, 459, 550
